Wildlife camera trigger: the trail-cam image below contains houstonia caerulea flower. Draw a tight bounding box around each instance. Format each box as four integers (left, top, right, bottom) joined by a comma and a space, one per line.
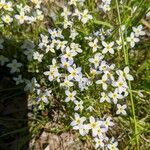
60, 77, 74, 88
7, 59, 23, 73
116, 104, 127, 115
71, 113, 86, 127
0, 0, 5, 9
132, 25, 145, 37
63, 46, 77, 60
81, 9, 93, 24
102, 41, 114, 54
61, 7, 71, 19
0, 55, 9, 66
112, 77, 128, 94
68, 0, 78, 6
23, 49, 34, 61
100, 92, 111, 103
56, 40, 68, 51
65, 90, 76, 102
3, 1, 13, 11
2, 14, 13, 24
88, 38, 99, 52
108, 90, 123, 104
89, 53, 104, 68
71, 114, 89, 136
24, 77, 40, 92
99, 61, 109, 72
96, 126, 107, 138
107, 141, 119, 150
44, 68, 60, 82
116, 66, 134, 81
94, 137, 105, 149
60, 57, 73, 69
96, 75, 108, 90
33, 52, 43, 62
127, 32, 139, 48
103, 117, 114, 129
67, 66, 82, 81
69, 29, 79, 40
74, 100, 83, 111
70, 43, 82, 53
88, 116, 102, 137
15, 11, 29, 24
13, 75, 24, 85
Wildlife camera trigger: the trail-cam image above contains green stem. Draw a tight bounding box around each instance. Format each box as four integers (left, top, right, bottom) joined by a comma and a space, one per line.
115, 0, 139, 149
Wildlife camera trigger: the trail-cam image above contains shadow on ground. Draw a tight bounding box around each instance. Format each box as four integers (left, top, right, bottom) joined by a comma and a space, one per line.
0, 66, 29, 150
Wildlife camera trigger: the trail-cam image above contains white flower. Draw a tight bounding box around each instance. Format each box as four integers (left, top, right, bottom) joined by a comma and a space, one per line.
73, 9, 82, 20
13, 75, 24, 85
88, 38, 99, 52
69, 29, 79, 40
45, 44, 55, 53
38, 94, 49, 103
21, 40, 35, 50
68, 0, 78, 6
0, 0, 5, 9
100, 92, 111, 103
15, 11, 29, 24
7, 59, 22, 73
74, 100, 83, 111
107, 141, 119, 150
99, 61, 108, 72
39, 34, 49, 48
70, 43, 82, 53
60, 57, 73, 69
116, 66, 134, 81
102, 0, 111, 5
56, 40, 67, 51
76, 124, 90, 136
103, 117, 114, 129
96, 126, 107, 138
127, 32, 139, 48
132, 25, 145, 37
102, 41, 114, 54
116, 104, 127, 115
60, 77, 73, 88
61, 7, 71, 19
23, 49, 34, 61
2, 15, 13, 24
71, 113, 86, 126
67, 66, 82, 81
94, 137, 104, 149
44, 68, 60, 82
96, 75, 108, 90
65, 90, 76, 102
63, 46, 77, 60
89, 53, 103, 68
3, 2, 13, 11
81, 9, 93, 24
112, 77, 128, 94
108, 90, 123, 104
0, 55, 9, 66
63, 19, 73, 29
33, 52, 43, 62
88, 116, 101, 137
24, 77, 39, 92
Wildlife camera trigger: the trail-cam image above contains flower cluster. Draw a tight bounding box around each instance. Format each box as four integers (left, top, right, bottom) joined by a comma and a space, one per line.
0, 0, 44, 26
99, 0, 112, 12
0, 0, 146, 149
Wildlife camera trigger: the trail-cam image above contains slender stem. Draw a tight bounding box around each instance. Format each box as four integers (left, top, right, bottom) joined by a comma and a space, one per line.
115, 0, 139, 149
